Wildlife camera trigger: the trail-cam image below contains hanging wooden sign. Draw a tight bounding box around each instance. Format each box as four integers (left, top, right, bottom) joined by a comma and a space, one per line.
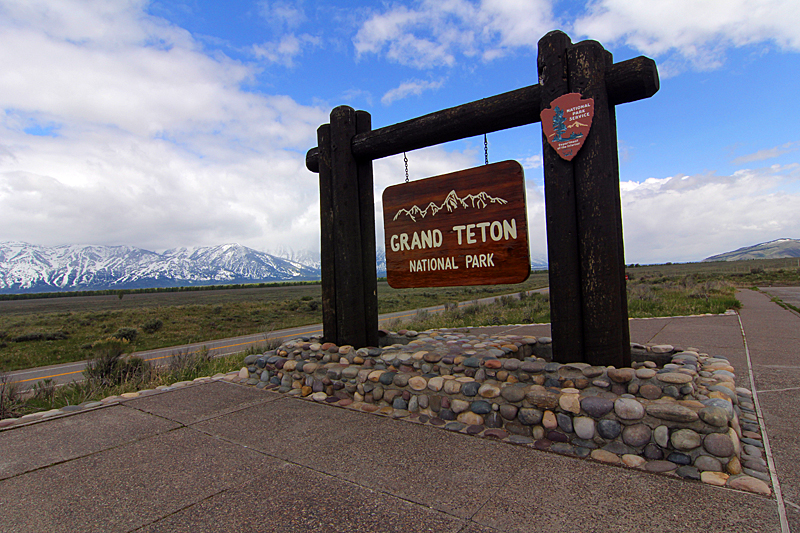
541, 92, 594, 161
382, 160, 530, 289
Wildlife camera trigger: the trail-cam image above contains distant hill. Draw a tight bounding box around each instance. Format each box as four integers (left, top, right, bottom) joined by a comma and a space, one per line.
703, 238, 800, 262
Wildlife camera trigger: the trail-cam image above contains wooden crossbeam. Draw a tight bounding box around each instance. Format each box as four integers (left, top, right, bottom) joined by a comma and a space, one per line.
306, 56, 657, 173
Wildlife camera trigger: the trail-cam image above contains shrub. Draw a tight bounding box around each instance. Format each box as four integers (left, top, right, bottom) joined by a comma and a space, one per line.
140, 318, 163, 334
112, 327, 138, 342
84, 337, 150, 387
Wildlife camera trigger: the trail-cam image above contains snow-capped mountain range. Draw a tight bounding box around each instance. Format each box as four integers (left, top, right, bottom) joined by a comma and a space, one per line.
0, 242, 548, 294
0, 242, 322, 293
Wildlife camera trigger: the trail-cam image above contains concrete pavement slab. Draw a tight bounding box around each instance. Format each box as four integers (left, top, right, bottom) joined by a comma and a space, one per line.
0, 404, 179, 481
472, 453, 779, 533
194, 395, 530, 520
125, 380, 280, 425
737, 289, 800, 532
135, 460, 467, 533
760, 287, 800, 309
0, 427, 271, 533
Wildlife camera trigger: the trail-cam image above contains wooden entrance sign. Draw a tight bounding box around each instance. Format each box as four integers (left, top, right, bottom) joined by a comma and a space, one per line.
383, 161, 530, 289
306, 30, 659, 367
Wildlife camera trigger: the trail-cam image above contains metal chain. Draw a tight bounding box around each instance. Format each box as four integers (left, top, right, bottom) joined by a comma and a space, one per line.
404, 152, 409, 183
484, 134, 489, 165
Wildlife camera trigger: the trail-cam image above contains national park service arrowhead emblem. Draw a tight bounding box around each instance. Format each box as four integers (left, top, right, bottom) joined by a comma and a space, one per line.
541, 93, 594, 161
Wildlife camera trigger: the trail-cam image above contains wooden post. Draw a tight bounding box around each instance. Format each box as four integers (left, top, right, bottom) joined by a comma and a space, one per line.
538, 31, 585, 364
316, 124, 336, 342
567, 39, 631, 368
356, 111, 379, 347
317, 106, 379, 347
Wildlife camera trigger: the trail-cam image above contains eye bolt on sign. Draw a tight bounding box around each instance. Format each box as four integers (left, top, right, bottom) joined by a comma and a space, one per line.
382, 160, 530, 289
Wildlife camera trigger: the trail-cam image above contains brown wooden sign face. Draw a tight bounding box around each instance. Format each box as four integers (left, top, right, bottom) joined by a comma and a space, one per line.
541, 92, 594, 161
383, 160, 530, 289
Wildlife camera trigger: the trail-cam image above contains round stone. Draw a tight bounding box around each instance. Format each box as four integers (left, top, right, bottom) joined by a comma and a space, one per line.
651, 345, 674, 354
597, 419, 621, 439
622, 424, 652, 448
478, 384, 501, 398
484, 411, 503, 428
470, 400, 493, 415
614, 398, 645, 420
656, 372, 693, 384
590, 449, 621, 464
676, 466, 701, 480
645, 402, 699, 423
608, 368, 635, 383
542, 410, 558, 429
517, 408, 543, 425
643, 443, 663, 460
427, 376, 444, 391
408, 376, 427, 391
694, 455, 723, 472
580, 396, 614, 418
622, 454, 647, 468
500, 404, 518, 420
699, 406, 729, 427
457, 411, 484, 426
700, 471, 729, 486
654, 425, 669, 448
557, 413, 573, 433
574, 417, 596, 440
645, 460, 677, 473
704, 432, 735, 457
728, 476, 771, 496
462, 382, 480, 396
667, 452, 692, 466
525, 387, 559, 409
635, 368, 657, 379
450, 399, 470, 413
671, 429, 702, 451
443, 380, 462, 394
639, 383, 662, 400
559, 393, 581, 414
392, 398, 408, 410
500, 385, 526, 403
727, 456, 743, 475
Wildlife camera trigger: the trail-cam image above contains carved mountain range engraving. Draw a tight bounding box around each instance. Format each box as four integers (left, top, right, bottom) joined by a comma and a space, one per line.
393, 190, 508, 222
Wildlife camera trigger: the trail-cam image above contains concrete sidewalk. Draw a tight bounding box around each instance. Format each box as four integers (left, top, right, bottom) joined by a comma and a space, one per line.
0, 289, 796, 532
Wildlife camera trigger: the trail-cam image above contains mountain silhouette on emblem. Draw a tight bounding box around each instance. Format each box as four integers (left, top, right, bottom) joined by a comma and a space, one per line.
568, 121, 589, 128
393, 190, 508, 222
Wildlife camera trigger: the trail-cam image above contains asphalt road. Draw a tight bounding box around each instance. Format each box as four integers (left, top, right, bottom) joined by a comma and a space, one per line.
7, 288, 548, 390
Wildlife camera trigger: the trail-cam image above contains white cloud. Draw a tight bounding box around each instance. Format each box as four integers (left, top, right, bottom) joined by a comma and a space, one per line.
259, 0, 306, 31
520, 155, 543, 170
354, 0, 556, 68
0, 0, 327, 253
381, 79, 445, 105
619, 165, 800, 263
252, 33, 321, 67
733, 141, 800, 164
573, 0, 800, 71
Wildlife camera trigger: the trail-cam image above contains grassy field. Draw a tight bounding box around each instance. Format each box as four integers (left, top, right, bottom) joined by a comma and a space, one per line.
0, 273, 548, 371
386, 276, 742, 331
1, 257, 798, 373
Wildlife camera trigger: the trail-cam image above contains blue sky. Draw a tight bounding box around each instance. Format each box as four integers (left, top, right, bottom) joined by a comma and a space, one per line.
1, 0, 799, 264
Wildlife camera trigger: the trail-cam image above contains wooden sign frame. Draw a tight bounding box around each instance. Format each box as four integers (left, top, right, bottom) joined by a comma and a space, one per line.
382, 161, 530, 288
